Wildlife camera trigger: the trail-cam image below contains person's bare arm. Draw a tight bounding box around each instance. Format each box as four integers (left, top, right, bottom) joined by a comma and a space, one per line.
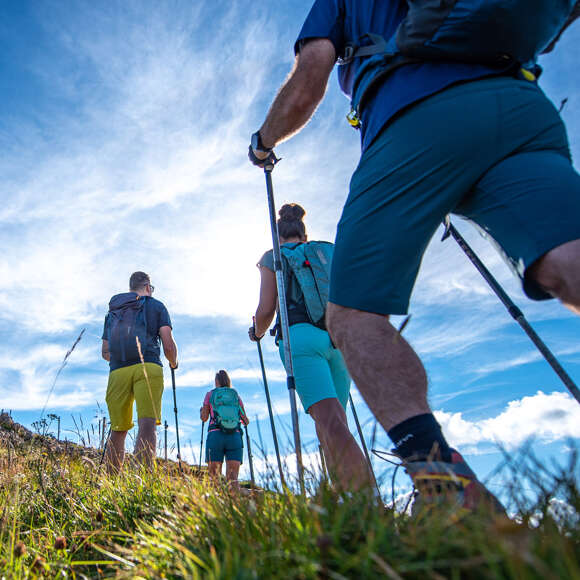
258, 39, 336, 149
254, 266, 278, 338
101, 339, 110, 362
238, 397, 250, 426
159, 326, 178, 368
200, 404, 210, 422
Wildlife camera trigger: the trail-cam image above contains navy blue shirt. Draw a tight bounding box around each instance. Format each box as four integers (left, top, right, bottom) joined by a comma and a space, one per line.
295, 0, 501, 152
102, 295, 172, 371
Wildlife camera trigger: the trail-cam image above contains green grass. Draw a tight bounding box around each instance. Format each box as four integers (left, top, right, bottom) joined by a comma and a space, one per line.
1, 433, 579, 579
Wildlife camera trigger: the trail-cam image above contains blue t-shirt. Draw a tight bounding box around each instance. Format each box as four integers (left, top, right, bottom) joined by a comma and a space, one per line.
102, 295, 172, 371
295, 0, 502, 152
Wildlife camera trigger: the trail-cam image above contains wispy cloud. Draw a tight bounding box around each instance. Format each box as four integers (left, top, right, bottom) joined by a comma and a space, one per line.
436, 391, 580, 451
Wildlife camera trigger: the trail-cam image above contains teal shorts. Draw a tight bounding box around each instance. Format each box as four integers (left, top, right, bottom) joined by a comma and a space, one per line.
278, 323, 351, 412
331, 76, 580, 315
205, 430, 243, 463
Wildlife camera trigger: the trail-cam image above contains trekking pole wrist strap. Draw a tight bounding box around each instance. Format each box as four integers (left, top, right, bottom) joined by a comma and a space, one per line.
249, 131, 280, 169
248, 146, 279, 168
251, 130, 272, 153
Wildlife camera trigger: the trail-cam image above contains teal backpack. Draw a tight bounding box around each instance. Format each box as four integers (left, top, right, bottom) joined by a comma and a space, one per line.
281, 241, 334, 327
209, 387, 242, 433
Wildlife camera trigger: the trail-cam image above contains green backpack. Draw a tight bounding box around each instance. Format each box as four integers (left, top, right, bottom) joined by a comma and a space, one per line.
209, 387, 241, 433
281, 241, 334, 327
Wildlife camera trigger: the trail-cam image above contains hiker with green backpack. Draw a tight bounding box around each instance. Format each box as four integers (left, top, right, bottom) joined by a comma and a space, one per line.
248, 1, 580, 516
249, 204, 373, 492
200, 370, 249, 490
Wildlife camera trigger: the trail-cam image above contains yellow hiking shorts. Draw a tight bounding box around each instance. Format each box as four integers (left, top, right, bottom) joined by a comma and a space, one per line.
105, 362, 164, 431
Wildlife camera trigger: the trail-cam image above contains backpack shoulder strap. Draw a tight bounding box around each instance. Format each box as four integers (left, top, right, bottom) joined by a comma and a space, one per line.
140, 296, 149, 335
339, 32, 391, 64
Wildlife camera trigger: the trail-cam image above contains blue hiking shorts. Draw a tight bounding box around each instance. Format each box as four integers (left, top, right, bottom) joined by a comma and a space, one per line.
278, 323, 351, 412
331, 76, 580, 315
205, 430, 243, 463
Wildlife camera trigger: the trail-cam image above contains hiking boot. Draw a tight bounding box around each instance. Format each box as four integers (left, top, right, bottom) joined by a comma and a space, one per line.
404, 449, 506, 519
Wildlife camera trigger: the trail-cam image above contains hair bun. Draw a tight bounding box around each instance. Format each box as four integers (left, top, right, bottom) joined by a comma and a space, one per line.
279, 203, 306, 222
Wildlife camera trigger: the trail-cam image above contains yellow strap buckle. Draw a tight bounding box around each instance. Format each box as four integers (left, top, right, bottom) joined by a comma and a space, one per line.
519, 67, 537, 82
346, 108, 361, 129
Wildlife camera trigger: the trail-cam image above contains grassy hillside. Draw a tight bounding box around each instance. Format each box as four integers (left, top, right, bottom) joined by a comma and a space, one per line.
1, 414, 579, 579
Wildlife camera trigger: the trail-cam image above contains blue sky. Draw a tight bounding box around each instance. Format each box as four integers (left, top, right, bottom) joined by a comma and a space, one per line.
1, 1, 579, 500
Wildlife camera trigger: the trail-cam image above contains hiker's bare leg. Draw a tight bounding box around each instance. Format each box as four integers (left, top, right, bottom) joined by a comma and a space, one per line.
225, 460, 241, 491
134, 417, 157, 469
208, 461, 222, 480
105, 430, 127, 474
527, 239, 580, 315
326, 303, 430, 431
309, 398, 372, 491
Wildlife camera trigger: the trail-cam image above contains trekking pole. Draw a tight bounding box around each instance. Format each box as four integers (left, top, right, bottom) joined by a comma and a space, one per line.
244, 424, 256, 488
442, 216, 580, 405
349, 394, 381, 497
199, 421, 205, 470
164, 420, 168, 462
318, 444, 328, 480
253, 316, 286, 488
98, 426, 112, 469
263, 162, 305, 494
170, 367, 184, 471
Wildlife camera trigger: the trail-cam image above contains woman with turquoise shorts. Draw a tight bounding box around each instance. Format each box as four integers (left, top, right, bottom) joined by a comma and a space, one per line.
250, 203, 372, 491
200, 370, 249, 491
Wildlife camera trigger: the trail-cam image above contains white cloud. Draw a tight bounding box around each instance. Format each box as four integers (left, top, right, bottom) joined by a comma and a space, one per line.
436, 391, 580, 450
174, 367, 286, 390
0, 369, 97, 412
229, 367, 287, 383
0, 2, 298, 332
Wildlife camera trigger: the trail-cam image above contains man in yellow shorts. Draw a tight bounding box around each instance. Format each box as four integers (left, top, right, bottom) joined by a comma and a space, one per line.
101, 271, 178, 472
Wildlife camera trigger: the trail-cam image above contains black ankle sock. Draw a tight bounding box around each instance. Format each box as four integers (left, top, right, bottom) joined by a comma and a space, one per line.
388, 413, 452, 462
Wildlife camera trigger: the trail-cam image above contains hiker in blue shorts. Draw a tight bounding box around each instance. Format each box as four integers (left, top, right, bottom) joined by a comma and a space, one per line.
201, 370, 249, 490
249, 203, 373, 491
248, 1, 580, 513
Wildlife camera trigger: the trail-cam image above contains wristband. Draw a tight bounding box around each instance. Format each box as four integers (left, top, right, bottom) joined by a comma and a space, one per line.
251, 131, 272, 153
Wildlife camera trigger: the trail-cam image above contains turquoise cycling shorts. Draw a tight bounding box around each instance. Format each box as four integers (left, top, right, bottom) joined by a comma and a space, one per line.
330, 76, 580, 315
278, 323, 351, 413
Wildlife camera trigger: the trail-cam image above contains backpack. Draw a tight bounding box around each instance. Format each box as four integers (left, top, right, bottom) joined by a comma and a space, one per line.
209, 387, 242, 433
344, 1, 578, 128
281, 241, 334, 327
106, 293, 149, 363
